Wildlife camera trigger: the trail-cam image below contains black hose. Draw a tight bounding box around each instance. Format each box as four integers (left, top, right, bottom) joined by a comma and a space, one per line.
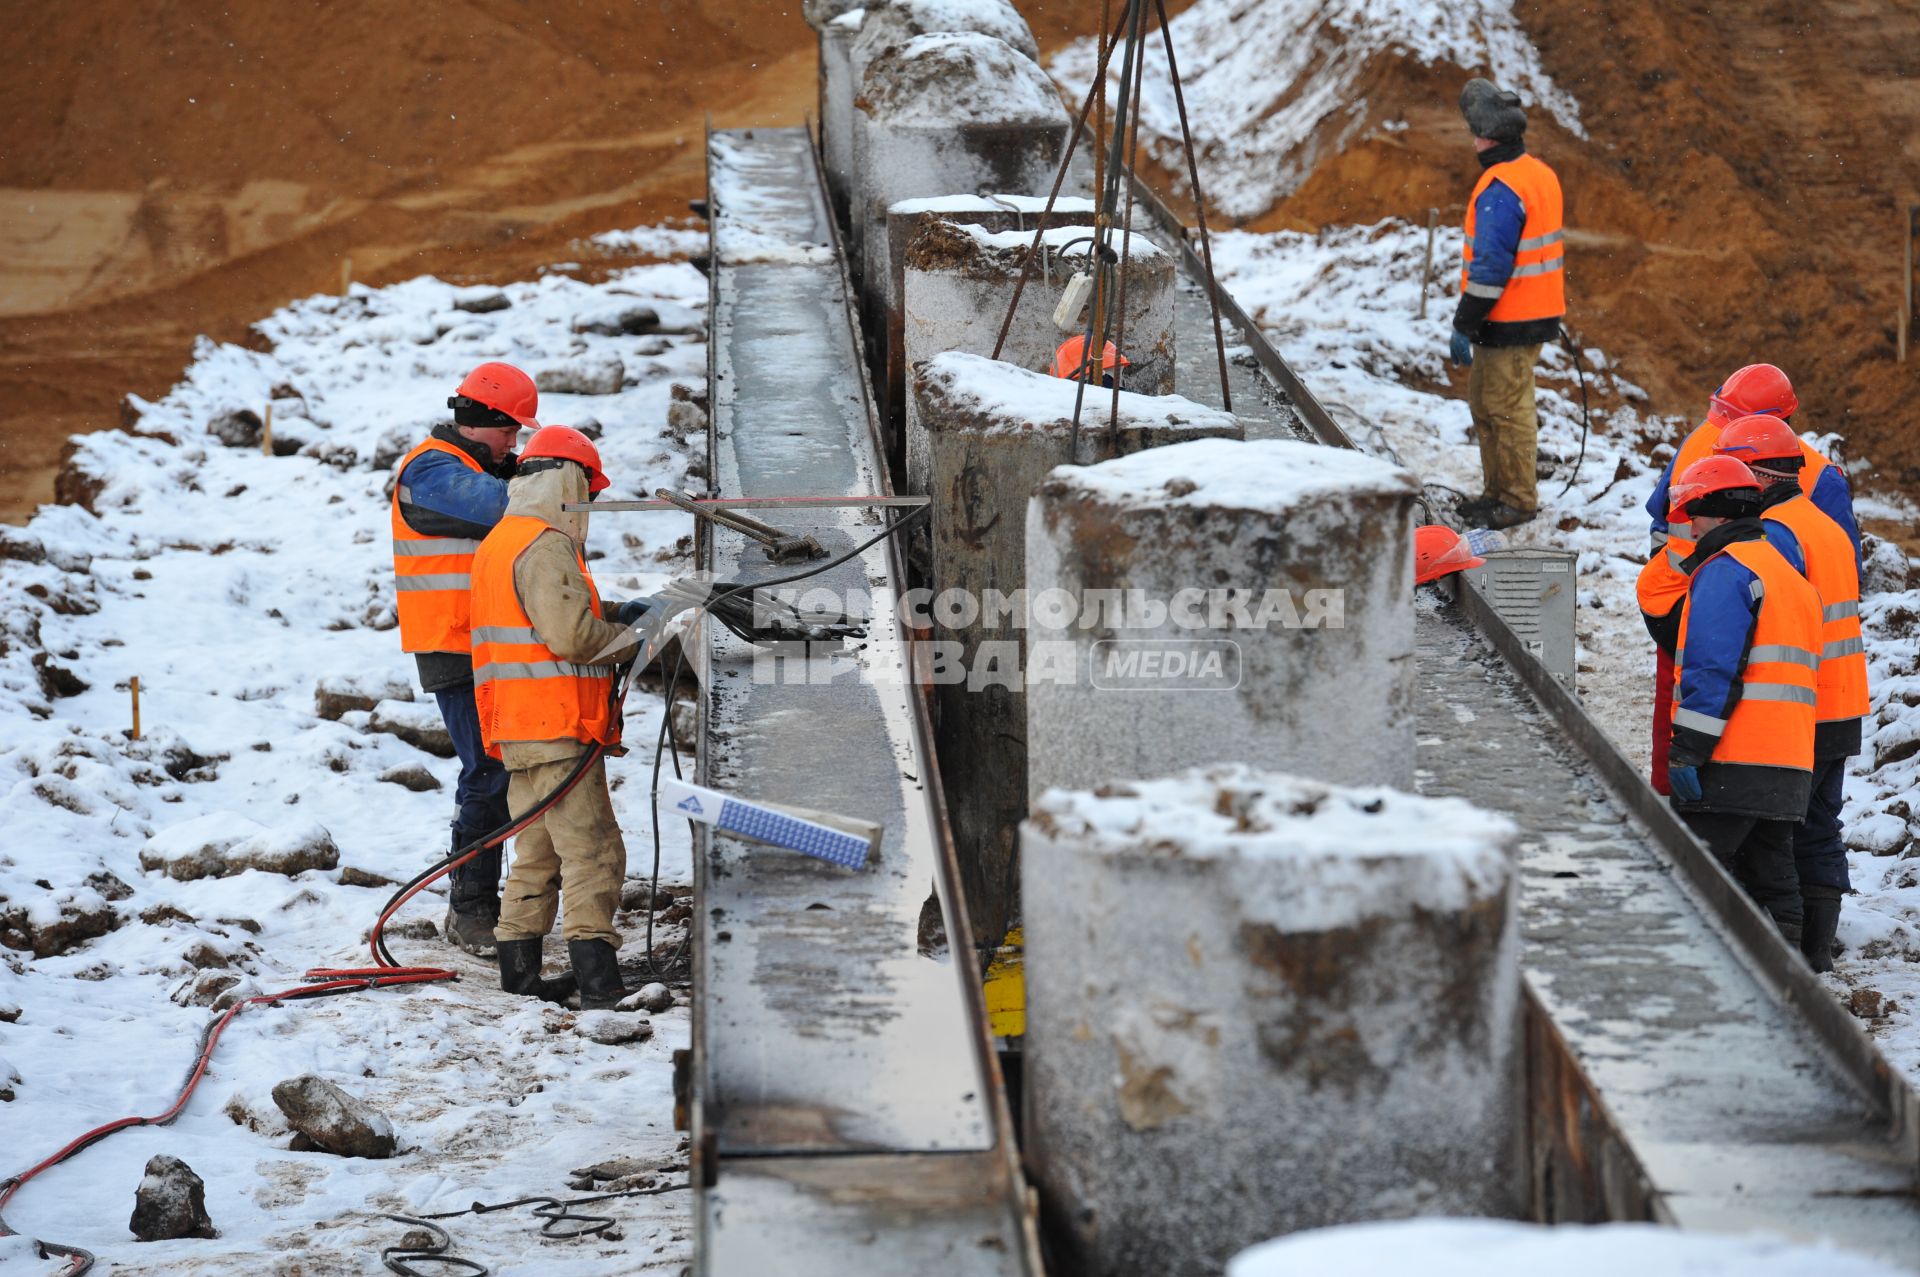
1555, 322, 1595, 498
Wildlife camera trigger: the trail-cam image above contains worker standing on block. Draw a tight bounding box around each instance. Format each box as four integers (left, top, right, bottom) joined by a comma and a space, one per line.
1714, 417, 1870, 971
1635, 364, 1858, 794
1449, 77, 1565, 531
1048, 334, 1131, 388
392, 361, 540, 958
1657, 456, 1823, 945
471, 426, 653, 1009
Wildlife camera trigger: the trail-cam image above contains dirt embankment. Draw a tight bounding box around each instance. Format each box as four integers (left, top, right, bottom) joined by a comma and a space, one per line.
1259, 1, 1920, 497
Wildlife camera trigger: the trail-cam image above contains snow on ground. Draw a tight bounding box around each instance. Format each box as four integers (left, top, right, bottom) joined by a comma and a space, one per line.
1051, 0, 1584, 220
1211, 218, 1920, 1079
1, 255, 710, 1271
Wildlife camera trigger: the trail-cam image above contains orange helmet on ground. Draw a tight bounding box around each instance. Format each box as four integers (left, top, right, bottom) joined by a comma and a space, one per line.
1712, 414, 1803, 468
453, 361, 540, 426
1668, 455, 1761, 522
1415, 525, 1485, 584
521, 425, 609, 493
1706, 363, 1797, 426
1049, 334, 1131, 381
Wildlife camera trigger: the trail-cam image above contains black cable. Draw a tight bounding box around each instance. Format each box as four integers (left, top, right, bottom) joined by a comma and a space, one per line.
1555, 321, 1595, 498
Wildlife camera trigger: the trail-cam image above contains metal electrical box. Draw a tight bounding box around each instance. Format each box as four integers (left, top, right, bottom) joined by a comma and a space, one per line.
1463, 548, 1578, 694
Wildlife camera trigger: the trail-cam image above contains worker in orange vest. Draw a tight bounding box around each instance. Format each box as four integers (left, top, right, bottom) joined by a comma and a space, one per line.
1714, 416, 1870, 970
1635, 367, 1859, 796
471, 426, 653, 1009
1049, 334, 1130, 388
391, 362, 540, 958
1659, 456, 1823, 943
1449, 78, 1565, 531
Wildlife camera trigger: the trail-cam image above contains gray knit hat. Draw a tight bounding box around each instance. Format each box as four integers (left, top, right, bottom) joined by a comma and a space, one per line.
1460, 78, 1527, 142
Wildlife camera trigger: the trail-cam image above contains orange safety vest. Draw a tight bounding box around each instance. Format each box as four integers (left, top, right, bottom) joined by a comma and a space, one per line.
1761, 495, 1869, 724
1637, 422, 1835, 618
1673, 540, 1820, 773
1461, 154, 1565, 324
391, 439, 486, 655
470, 514, 621, 760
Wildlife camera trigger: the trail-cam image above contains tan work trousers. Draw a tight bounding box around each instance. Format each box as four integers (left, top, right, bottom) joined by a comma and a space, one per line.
494, 754, 625, 947
1468, 342, 1542, 512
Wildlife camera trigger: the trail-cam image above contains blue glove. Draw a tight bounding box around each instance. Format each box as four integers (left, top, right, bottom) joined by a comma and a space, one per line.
1667, 764, 1702, 804
1449, 330, 1474, 368
611, 598, 655, 627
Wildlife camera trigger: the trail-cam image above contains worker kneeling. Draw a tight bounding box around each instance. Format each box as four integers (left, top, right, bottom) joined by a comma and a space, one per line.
1659, 456, 1823, 945
471, 426, 652, 1009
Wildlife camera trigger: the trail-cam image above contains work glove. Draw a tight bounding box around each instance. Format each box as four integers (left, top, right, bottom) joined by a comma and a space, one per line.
1667, 763, 1703, 804
611, 598, 655, 627
1449, 329, 1474, 368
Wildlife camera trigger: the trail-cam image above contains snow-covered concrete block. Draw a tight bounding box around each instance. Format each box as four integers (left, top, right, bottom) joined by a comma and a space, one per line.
1022, 766, 1521, 1276
139, 813, 339, 881
1026, 437, 1420, 796
911, 351, 1239, 951
901, 220, 1175, 470
1228, 1219, 1914, 1277
314, 671, 414, 721
850, 32, 1067, 296
367, 698, 455, 758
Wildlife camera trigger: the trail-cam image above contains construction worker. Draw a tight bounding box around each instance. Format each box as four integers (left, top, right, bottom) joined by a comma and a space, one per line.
470, 426, 653, 1009
1714, 416, 1870, 970
1049, 334, 1130, 388
391, 361, 540, 958
1448, 77, 1565, 531
1636, 366, 1859, 793
1414, 524, 1485, 586
1656, 456, 1822, 944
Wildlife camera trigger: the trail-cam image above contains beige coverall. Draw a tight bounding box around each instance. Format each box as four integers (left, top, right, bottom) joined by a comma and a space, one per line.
488, 465, 638, 947
1467, 342, 1543, 513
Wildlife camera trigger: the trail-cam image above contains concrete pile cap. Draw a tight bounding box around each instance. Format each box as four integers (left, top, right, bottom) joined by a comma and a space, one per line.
916, 350, 1231, 436
859, 32, 1065, 128
1228, 1219, 1916, 1277
853, 0, 1040, 64
1029, 764, 1513, 925
1039, 436, 1417, 515
955, 222, 1166, 261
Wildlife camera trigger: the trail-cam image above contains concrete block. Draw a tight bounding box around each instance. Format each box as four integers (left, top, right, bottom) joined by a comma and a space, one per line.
902, 219, 1175, 492
818, 7, 865, 226
911, 351, 1240, 952
1022, 764, 1522, 1276
851, 33, 1067, 299
1025, 437, 1420, 797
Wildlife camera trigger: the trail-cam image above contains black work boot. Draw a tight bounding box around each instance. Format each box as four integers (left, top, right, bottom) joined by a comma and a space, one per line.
444, 905, 499, 959
497, 939, 577, 1004
568, 939, 629, 1011
1801, 889, 1843, 973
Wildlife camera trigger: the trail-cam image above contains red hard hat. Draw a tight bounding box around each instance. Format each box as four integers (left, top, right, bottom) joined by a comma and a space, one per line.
1050, 334, 1131, 380
1706, 363, 1797, 426
1414, 524, 1485, 584
1712, 414, 1802, 464
522, 425, 609, 493
1668, 455, 1760, 521
455, 362, 540, 426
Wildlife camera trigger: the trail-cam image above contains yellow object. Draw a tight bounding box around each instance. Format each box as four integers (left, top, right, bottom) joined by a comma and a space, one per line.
983, 927, 1025, 1040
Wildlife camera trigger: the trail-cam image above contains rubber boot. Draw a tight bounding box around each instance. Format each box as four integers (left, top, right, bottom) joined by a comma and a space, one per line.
497, 939, 577, 1004
568, 939, 629, 1011
1800, 889, 1842, 974
445, 904, 499, 959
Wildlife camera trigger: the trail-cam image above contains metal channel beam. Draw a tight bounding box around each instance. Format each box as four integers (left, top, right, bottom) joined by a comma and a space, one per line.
694, 126, 1038, 1274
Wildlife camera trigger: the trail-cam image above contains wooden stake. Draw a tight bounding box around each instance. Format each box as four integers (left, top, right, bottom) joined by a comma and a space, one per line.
1902, 205, 1914, 364
1419, 207, 1439, 320
261, 401, 274, 457
130, 676, 142, 741
340, 256, 353, 296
